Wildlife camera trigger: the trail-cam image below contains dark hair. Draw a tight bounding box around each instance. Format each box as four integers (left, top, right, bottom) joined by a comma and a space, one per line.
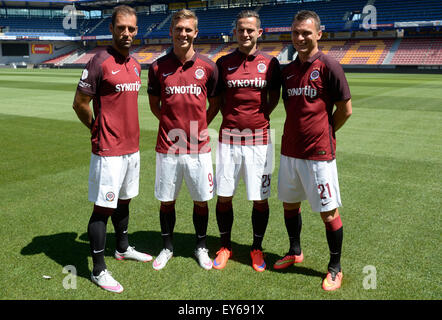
293, 10, 321, 31
236, 10, 261, 29
112, 5, 137, 26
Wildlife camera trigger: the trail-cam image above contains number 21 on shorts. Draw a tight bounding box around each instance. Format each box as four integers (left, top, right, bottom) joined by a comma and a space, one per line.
318, 183, 332, 201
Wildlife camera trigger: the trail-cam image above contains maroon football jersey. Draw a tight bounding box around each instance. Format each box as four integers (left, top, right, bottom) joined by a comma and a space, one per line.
216, 49, 281, 145
281, 51, 351, 160
148, 50, 219, 154
77, 46, 141, 157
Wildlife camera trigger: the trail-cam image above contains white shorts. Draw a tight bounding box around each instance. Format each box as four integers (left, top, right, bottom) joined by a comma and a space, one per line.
216, 142, 273, 201
278, 155, 342, 212
155, 152, 214, 202
88, 151, 140, 209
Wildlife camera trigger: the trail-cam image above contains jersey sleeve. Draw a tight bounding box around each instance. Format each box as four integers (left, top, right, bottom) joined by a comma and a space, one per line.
207, 62, 219, 98
77, 55, 101, 97
147, 62, 161, 96
215, 57, 226, 94
326, 58, 351, 103
268, 57, 282, 91
281, 63, 291, 100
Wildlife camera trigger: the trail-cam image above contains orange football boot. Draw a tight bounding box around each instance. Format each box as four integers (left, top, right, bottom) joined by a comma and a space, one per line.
322, 270, 343, 291
273, 251, 304, 270
213, 247, 232, 270
250, 249, 266, 272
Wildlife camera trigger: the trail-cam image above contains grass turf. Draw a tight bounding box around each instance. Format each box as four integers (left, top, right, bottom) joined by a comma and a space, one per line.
0, 69, 440, 300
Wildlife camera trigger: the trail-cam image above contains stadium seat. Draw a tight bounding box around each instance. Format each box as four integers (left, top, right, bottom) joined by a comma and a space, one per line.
71, 47, 104, 64
390, 38, 442, 65
318, 39, 394, 65
131, 44, 170, 64
42, 50, 78, 65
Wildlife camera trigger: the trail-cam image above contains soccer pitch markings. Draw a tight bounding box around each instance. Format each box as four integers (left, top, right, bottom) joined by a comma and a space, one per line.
0, 69, 441, 300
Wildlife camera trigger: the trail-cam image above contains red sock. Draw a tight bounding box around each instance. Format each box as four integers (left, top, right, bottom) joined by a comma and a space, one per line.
325, 215, 343, 231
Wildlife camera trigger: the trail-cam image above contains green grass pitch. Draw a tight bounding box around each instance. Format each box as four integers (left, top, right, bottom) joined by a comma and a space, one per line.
0, 68, 440, 300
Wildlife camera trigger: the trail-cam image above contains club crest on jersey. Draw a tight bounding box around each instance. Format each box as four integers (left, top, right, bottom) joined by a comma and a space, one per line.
134, 66, 139, 77
81, 69, 88, 80
257, 63, 267, 73
105, 192, 115, 202
195, 68, 205, 80
310, 70, 320, 81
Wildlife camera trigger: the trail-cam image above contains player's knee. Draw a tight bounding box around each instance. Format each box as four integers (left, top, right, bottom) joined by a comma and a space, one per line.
253, 200, 269, 212
118, 198, 131, 205
283, 202, 301, 211
320, 208, 340, 223
216, 197, 232, 212
160, 201, 175, 213
194, 201, 209, 216
193, 201, 208, 208
217, 196, 233, 204
93, 204, 114, 216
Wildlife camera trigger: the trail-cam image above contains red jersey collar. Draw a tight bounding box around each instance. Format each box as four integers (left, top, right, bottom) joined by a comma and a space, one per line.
235, 47, 261, 60
296, 50, 322, 65
169, 48, 198, 66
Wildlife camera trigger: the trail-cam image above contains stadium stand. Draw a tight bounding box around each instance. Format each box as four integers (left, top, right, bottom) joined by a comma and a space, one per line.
66, 38, 438, 66
71, 46, 103, 64
258, 42, 291, 58
258, 0, 363, 32
131, 44, 170, 64
1, 0, 441, 36
193, 43, 224, 58
390, 38, 442, 65
0, 0, 441, 69
2, 16, 68, 36
195, 7, 245, 37
137, 12, 171, 38
210, 43, 238, 62
66, 42, 292, 65
374, 0, 442, 24
338, 39, 394, 65
42, 49, 78, 65
317, 40, 348, 61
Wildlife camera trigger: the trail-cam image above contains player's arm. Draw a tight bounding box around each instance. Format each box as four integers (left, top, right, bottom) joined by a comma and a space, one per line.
267, 88, 281, 116
206, 95, 221, 125
206, 60, 222, 125
332, 98, 352, 132
266, 58, 282, 116
149, 94, 161, 120
72, 89, 94, 131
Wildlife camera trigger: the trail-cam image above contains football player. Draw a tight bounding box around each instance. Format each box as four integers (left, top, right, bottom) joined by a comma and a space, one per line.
276, 10, 352, 291
212, 10, 281, 272
73, 5, 151, 293
147, 9, 220, 271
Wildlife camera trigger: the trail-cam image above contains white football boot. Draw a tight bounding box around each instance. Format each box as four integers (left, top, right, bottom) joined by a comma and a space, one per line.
90, 269, 123, 293
194, 247, 213, 270
152, 248, 173, 270
114, 246, 152, 262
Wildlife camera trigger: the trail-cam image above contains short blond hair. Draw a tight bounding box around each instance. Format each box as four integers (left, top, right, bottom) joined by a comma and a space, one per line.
171, 9, 198, 30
